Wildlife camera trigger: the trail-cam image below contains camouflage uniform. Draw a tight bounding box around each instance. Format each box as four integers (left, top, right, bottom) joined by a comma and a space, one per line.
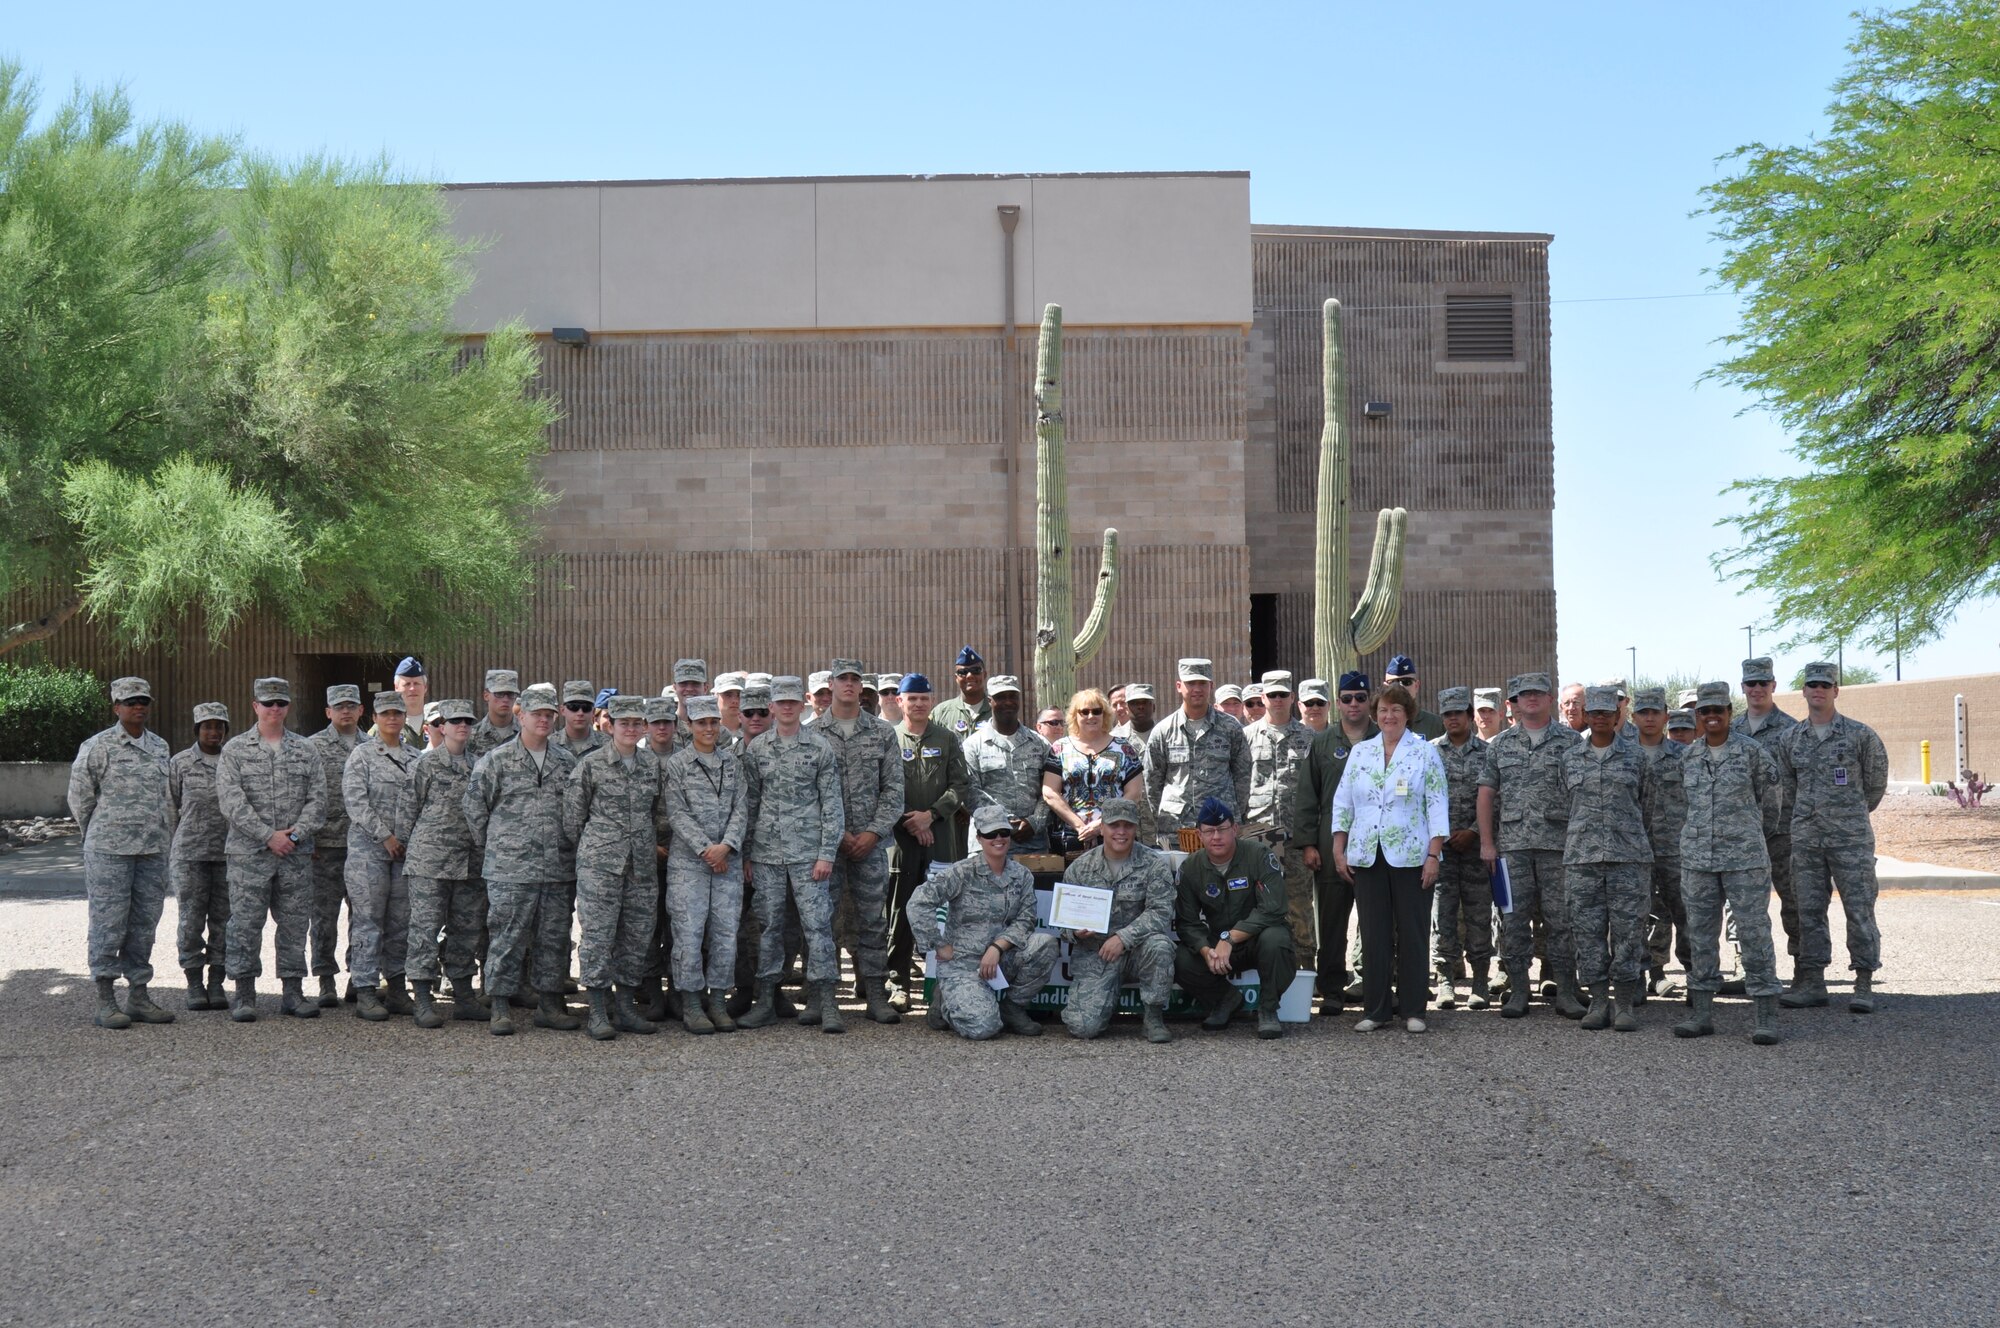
1680, 732, 1783, 997
216, 727, 327, 979
341, 734, 421, 988
463, 738, 578, 999
68, 721, 174, 983
905, 856, 1057, 1040
1057, 842, 1176, 1037
168, 743, 230, 974
1638, 737, 1691, 975
814, 709, 904, 984
962, 723, 1051, 854
742, 728, 845, 984
1431, 730, 1493, 976
403, 745, 482, 986
563, 745, 667, 990
1559, 734, 1654, 989
662, 743, 748, 992
930, 693, 992, 744
1732, 694, 1802, 955
1146, 707, 1252, 837
1775, 712, 1890, 974
1477, 719, 1583, 992
551, 728, 610, 762
1245, 712, 1317, 971
468, 717, 519, 761
306, 723, 363, 979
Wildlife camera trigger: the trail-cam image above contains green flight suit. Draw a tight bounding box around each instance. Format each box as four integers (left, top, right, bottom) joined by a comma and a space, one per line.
1173, 839, 1297, 1012
889, 720, 969, 981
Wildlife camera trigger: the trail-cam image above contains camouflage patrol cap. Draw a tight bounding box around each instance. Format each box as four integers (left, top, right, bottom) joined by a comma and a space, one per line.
1297, 678, 1328, 703
1510, 671, 1553, 698
1667, 708, 1696, 731
876, 674, 902, 693
604, 695, 647, 721
1436, 686, 1472, 714
1215, 684, 1242, 703
253, 677, 291, 703
714, 672, 746, 694
970, 804, 1013, 837
644, 696, 677, 723
436, 698, 476, 722
1126, 683, 1156, 702
1177, 657, 1214, 682
561, 680, 595, 705
746, 672, 773, 690
1260, 670, 1294, 695
110, 676, 152, 703
988, 674, 1023, 696
1677, 688, 1701, 709
1632, 686, 1667, 713
1695, 681, 1732, 710
1099, 796, 1141, 825
483, 669, 520, 695
1597, 676, 1630, 700
808, 671, 833, 693
1802, 661, 1839, 686
518, 683, 559, 712
1243, 684, 1264, 702
673, 658, 708, 685
1473, 688, 1502, 711
829, 658, 865, 680
326, 684, 361, 707
741, 684, 771, 709
859, 676, 879, 695
770, 676, 806, 703
192, 701, 229, 726
372, 690, 406, 714
1741, 656, 1776, 684
1583, 685, 1621, 713
422, 701, 442, 726
684, 694, 720, 721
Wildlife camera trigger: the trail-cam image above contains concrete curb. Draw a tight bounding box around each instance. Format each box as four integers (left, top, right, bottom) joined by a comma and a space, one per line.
1877, 854, 2000, 892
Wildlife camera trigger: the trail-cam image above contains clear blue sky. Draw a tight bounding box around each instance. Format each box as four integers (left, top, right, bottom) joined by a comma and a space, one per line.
13, 2, 1997, 686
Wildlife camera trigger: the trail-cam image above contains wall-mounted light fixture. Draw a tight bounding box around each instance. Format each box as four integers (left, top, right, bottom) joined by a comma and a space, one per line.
552, 327, 591, 347
1363, 401, 1391, 419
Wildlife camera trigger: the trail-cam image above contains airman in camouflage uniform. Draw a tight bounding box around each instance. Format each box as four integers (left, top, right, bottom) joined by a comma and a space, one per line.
341, 692, 422, 1020
306, 683, 365, 1005
1476, 671, 1587, 1019
68, 676, 177, 1028
1774, 661, 1891, 1013
402, 698, 485, 1027
739, 676, 848, 1033
813, 658, 905, 1024
1560, 685, 1655, 1031
905, 805, 1058, 1040
1633, 687, 1691, 995
563, 695, 668, 1040
216, 677, 328, 1021
640, 692, 680, 1018
961, 675, 1050, 854
469, 668, 522, 760
552, 679, 611, 761
1244, 670, 1318, 976
169, 701, 232, 1012
1732, 656, 1802, 963
1676, 681, 1783, 1045
464, 684, 579, 1035
662, 694, 749, 1034
1145, 658, 1252, 838
1057, 798, 1175, 1043
1429, 687, 1493, 1008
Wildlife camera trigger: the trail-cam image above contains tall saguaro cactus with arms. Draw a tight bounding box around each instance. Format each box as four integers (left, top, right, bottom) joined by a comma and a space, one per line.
1314, 297, 1407, 679
1032, 304, 1120, 710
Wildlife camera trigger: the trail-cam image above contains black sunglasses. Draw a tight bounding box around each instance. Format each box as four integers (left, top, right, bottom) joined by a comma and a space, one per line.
1338, 692, 1369, 703
258, 698, 291, 709
1302, 698, 1328, 707
443, 717, 473, 726
563, 702, 593, 713
954, 666, 984, 676
977, 829, 1013, 841
1803, 681, 1834, 690
741, 708, 771, 718
1075, 706, 1103, 716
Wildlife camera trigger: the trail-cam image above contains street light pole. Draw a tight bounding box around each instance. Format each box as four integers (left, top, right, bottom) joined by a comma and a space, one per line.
1628, 646, 1636, 693
1743, 625, 1754, 657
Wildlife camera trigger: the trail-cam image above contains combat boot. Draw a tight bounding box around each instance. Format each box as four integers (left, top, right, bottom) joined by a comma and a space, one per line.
381, 975, 415, 1016
489, 993, 516, 1036
641, 977, 669, 1023
702, 990, 736, 1033
1779, 965, 1827, 1008
773, 983, 799, 1019
1579, 986, 1611, 1031
1256, 1007, 1283, 1040
814, 981, 846, 1034
1500, 967, 1530, 1019
797, 982, 823, 1026
1849, 970, 1876, 1014
739, 979, 778, 1029
229, 977, 257, 1023
997, 998, 1042, 1037
862, 977, 901, 1025
279, 976, 319, 1018
1751, 994, 1781, 1045
93, 978, 132, 1029
411, 980, 446, 1029
1202, 987, 1245, 1030
317, 974, 340, 1008
1142, 1003, 1173, 1044
449, 977, 489, 1020
613, 986, 658, 1035
184, 968, 212, 1012
1552, 974, 1587, 1020
1673, 990, 1715, 1039
354, 984, 388, 1022
682, 987, 716, 1034
534, 991, 581, 1031
124, 983, 175, 1024
1467, 963, 1492, 1010
1434, 967, 1459, 1010
585, 989, 616, 1041
925, 990, 948, 1030
342, 979, 358, 1005
1612, 981, 1641, 1032
207, 966, 227, 1009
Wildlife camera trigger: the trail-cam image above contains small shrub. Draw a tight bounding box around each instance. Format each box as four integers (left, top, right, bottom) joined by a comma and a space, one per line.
0, 662, 110, 762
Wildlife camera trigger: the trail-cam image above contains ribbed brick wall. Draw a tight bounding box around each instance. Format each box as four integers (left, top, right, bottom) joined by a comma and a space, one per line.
1773, 673, 2000, 784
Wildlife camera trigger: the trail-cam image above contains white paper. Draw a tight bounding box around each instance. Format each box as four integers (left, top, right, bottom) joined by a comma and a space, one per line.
986, 969, 1010, 991
1048, 881, 1116, 933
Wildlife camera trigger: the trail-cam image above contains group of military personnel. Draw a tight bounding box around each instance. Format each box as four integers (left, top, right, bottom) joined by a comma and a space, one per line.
65, 643, 1889, 1047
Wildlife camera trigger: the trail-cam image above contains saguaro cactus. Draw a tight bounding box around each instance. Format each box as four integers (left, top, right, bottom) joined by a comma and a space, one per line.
1313, 297, 1407, 680
1032, 304, 1120, 710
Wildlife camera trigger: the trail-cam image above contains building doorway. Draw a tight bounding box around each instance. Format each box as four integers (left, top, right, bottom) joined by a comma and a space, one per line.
1249, 594, 1279, 679
293, 654, 402, 726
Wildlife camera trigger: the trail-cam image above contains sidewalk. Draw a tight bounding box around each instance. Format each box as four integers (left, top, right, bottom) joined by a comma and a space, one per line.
1876, 853, 2000, 891
0, 837, 83, 898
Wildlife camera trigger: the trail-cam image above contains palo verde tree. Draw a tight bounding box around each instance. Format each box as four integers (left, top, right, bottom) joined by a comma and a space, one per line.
1703, 0, 2000, 654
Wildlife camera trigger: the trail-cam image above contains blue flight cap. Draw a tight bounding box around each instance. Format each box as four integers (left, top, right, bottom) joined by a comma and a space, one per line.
955, 646, 984, 669
1337, 670, 1370, 694
900, 673, 934, 695
1194, 796, 1236, 827
394, 656, 425, 678
1385, 654, 1416, 677
593, 687, 618, 709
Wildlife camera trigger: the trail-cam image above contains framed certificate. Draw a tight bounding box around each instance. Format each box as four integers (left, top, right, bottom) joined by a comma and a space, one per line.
1049, 881, 1115, 933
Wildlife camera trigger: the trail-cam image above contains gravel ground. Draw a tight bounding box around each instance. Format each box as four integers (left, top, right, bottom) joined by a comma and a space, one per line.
0, 815, 78, 849
1871, 792, 2000, 872
1, 841, 1995, 1327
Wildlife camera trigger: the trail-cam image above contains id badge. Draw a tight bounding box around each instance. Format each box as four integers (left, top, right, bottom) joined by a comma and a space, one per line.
1394, 778, 1409, 798
1833, 767, 1849, 787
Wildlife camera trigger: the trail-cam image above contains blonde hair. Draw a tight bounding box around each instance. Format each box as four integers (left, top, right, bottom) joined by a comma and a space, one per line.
1066, 688, 1111, 740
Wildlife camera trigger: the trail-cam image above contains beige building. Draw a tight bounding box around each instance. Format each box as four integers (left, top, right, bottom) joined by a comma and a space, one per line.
32, 172, 1554, 742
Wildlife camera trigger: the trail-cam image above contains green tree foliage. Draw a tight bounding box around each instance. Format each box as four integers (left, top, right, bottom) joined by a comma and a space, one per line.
0, 67, 555, 657
1703, 1, 2000, 655
0, 659, 106, 761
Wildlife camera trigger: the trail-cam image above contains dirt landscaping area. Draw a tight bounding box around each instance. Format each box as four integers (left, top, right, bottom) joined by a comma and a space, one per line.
1872, 791, 2000, 873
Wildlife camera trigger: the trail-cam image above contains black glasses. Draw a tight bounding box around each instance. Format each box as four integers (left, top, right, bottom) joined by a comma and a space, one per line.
1302, 698, 1328, 707
114, 697, 151, 707
563, 702, 593, 713
1245, 698, 1266, 708
258, 699, 290, 709
1338, 692, 1369, 703
1075, 706, 1103, 717
741, 708, 770, 718
954, 667, 984, 676
443, 717, 473, 726
977, 829, 1012, 841
1384, 675, 1416, 685
1803, 681, 1834, 690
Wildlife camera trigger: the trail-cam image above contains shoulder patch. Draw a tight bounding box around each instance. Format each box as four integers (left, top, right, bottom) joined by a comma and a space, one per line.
1204, 883, 1221, 899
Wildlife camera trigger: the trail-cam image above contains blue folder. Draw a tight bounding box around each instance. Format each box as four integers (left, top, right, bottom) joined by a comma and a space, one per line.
1490, 857, 1513, 914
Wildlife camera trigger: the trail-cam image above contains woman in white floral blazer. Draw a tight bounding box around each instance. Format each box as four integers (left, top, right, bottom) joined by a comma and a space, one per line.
1331, 684, 1450, 1033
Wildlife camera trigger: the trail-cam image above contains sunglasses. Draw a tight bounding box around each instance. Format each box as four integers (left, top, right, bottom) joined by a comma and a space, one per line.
115, 697, 151, 707
954, 667, 984, 676
1302, 698, 1328, 707
443, 717, 473, 726
1385, 675, 1416, 685
563, 702, 593, 713
1075, 706, 1103, 717
1803, 681, 1834, 690
741, 708, 771, 718
1338, 692, 1369, 703
257, 699, 291, 709
1245, 698, 1266, 707
977, 829, 1013, 841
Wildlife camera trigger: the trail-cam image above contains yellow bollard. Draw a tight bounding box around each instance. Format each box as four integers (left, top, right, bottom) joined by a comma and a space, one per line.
1921, 739, 1932, 784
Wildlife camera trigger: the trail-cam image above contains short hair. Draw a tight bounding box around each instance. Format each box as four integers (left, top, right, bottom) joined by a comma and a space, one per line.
1373, 683, 1418, 725
1066, 688, 1110, 740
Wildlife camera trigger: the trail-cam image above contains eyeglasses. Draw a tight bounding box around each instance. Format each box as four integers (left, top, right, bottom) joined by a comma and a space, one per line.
954, 667, 984, 676
114, 698, 151, 707
977, 829, 1012, 841
741, 708, 770, 718
443, 717, 473, 726
1075, 706, 1103, 717
1338, 692, 1369, 703
1742, 680, 1773, 688
563, 702, 593, 713
1301, 699, 1327, 707
1385, 675, 1416, 685
1803, 681, 1834, 690
1245, 699, 1266, 708
257, 699, 291, 709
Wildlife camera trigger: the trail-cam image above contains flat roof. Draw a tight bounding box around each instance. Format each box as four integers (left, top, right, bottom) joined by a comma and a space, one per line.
449, 170, 1250, 191
1255, 222, 1553, 243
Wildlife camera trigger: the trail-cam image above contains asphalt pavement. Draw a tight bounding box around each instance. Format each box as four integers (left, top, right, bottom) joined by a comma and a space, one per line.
2, 837, 1994, 1326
